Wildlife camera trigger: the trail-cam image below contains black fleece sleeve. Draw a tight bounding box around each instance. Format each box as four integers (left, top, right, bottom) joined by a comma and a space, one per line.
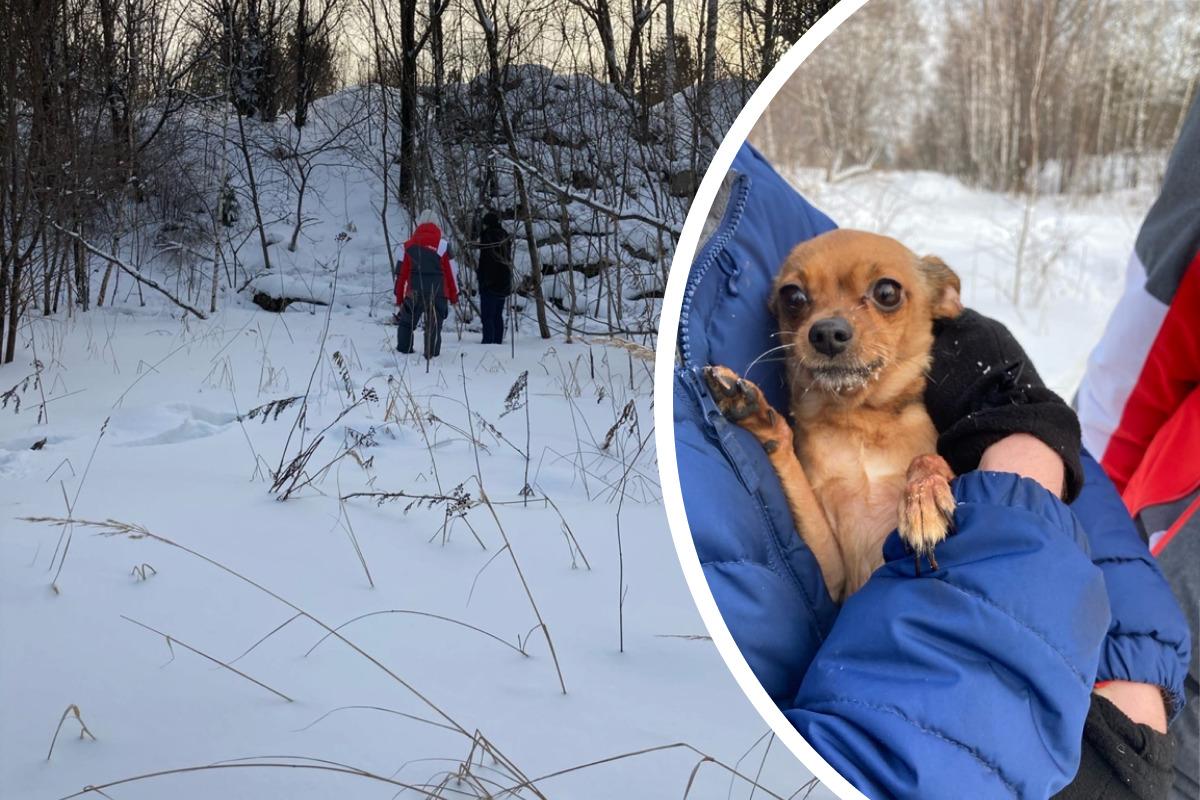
1053, 693, 1178, 800
925, 309, 1085, 502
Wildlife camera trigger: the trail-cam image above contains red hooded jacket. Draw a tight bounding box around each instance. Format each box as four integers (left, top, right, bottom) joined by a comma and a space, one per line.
395, 222, 459, 305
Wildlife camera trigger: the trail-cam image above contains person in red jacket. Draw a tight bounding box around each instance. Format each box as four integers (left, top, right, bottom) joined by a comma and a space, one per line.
395, 219, 459, 359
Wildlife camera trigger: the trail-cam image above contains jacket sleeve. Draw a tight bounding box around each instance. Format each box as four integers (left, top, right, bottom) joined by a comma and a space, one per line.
442, 252, 459, 303
395, 252, 411, 304
785, 472, 1111, 800
1070, 450, 1191, 718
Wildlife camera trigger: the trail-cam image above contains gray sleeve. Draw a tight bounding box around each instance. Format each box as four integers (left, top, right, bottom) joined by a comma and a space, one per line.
1136, 93, 1200, 304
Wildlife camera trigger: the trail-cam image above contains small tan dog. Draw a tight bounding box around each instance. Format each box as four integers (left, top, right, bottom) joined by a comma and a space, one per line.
704, 229, 964, 602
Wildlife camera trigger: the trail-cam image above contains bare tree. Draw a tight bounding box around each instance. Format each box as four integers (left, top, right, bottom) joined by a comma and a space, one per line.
290, 0, 342, 128
469, 0, 552, 338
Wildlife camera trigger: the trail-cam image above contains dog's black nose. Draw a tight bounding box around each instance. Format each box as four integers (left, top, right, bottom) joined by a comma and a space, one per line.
809, 317, 853, 357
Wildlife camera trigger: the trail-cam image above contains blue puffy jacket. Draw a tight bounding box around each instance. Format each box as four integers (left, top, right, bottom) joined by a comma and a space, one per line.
673, 144, 1190, 800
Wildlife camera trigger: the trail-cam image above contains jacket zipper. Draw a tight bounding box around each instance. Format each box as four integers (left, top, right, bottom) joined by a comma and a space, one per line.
679, 172, 752, 368
679, 362, 833, 622
679, 365, 760, 495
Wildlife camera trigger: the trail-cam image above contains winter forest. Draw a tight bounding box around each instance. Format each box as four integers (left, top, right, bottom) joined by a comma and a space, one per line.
0, 0, 835, 353
752, 0, 1199, 397
1, 0, 842, 797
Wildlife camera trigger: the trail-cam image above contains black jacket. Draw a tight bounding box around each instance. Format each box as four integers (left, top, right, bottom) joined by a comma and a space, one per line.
477, 223, 513, 296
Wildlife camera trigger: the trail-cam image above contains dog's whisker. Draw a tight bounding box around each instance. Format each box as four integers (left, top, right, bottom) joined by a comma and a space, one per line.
745, 343, 796, 375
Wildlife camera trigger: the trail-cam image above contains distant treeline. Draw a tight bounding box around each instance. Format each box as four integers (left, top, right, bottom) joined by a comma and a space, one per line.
754, 0, 1199, 195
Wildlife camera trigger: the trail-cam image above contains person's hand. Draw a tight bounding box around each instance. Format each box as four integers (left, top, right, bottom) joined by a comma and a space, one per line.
1053, 692, 1176, 800
925, 309, 1084, 501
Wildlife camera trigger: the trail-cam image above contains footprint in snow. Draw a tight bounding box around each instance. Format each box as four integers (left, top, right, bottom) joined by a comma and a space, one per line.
0, 434, 71, 478
117, 404, 238, 448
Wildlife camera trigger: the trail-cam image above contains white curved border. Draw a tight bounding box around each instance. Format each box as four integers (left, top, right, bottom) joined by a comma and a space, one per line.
653, 3, 871, 799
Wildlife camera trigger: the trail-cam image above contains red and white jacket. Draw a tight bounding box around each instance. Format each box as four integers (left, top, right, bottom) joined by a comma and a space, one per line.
395, 222, 459, 305
1076, 95, 1200, 556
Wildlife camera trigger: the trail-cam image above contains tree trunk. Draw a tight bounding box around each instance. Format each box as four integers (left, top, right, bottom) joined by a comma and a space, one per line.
1013, 0, 1052, 307
471, 0, 551, 339
294, 0, 310, 127
758, 0, 776, 81
236, 109, 273, 270
398, 0, 417, 206
662, 0, 677, 162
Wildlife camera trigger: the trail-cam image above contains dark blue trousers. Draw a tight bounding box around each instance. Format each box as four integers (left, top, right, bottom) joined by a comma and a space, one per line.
396, 293, 449, 358
480, 292, 507, 344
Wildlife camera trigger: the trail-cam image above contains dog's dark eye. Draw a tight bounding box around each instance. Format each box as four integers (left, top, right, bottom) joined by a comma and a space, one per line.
778, 283, 808, 310
871, 278, 903, 310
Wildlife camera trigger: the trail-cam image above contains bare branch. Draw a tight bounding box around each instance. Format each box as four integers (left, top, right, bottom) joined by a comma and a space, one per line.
50, 224, 209, 319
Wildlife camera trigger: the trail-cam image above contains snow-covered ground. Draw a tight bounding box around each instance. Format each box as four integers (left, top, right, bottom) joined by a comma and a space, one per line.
786, 168, 1155, 398
0, 304, 830, 798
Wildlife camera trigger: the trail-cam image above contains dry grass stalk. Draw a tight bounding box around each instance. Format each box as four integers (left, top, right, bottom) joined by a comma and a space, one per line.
303, 609, 528, 658
600, 399, 636, 451
20, 516, 468, 737
46, 704, 96, 761
121, 615, 294, 702
584, 335, 655, 362
48, 417, 108, 592
228, 612, 306, 665
336, 498, 375, 588
460, 358, 567, 694
682, 756, 716, 798
270, 386, 378, 500
53, 760, 445, 800
293, 705, 461, 736
497, 741, 794, 800
0, 360, 44, 417
130, 563, 157, 581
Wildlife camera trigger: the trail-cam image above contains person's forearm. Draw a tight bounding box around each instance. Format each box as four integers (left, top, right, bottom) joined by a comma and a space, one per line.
789, 470, 1110, 799
979, 435, 1169, 734
979, 433, 1065, 497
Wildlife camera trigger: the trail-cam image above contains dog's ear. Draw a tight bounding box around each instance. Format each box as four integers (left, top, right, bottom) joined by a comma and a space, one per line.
918, 255, 962, 319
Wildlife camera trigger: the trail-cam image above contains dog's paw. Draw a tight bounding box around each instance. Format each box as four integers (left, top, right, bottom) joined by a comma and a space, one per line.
702, 365, 788, 452
703, 365, 765, 422
898, 454, 957, 572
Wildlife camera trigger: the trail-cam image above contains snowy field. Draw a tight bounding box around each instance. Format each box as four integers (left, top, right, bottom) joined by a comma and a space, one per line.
786, 168, 1157, 399
0, 305, 828, 799
0, 159, 1159, 798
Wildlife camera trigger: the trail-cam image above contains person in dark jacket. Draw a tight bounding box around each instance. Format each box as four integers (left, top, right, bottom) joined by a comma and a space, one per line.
395, 220, 459, 358
672, 143, 1190, 800
476, 212, 513, 345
